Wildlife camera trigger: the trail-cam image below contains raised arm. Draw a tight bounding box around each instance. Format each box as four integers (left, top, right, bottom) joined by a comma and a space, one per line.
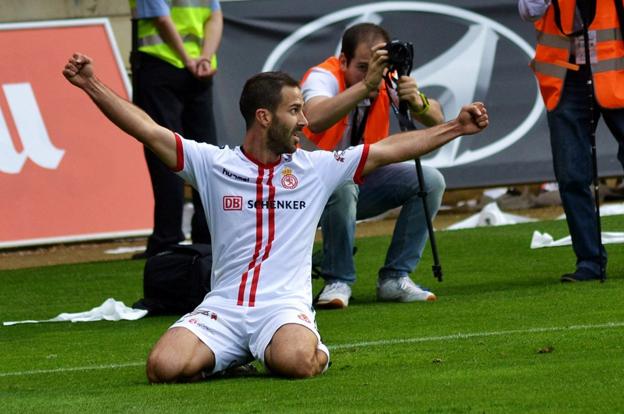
304, 43, 388, 133
396, 75, 445, 126
362, 102, 489, 176
62, 53, 178, 169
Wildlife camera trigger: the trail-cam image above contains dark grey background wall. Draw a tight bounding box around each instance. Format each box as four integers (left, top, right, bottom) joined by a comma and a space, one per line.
215, 0, 622, 189
2, 0, 621, 188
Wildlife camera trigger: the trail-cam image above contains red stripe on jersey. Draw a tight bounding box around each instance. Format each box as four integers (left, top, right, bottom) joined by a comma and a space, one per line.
353, 144, 370, 184
248, 167, 276, 307
173, 132, 184, 172
237, 167, 265, 306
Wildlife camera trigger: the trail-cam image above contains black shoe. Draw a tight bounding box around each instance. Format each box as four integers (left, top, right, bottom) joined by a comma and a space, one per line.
207, 363, 259, 379
560, 270, 604, 283
131, 251, 150, 260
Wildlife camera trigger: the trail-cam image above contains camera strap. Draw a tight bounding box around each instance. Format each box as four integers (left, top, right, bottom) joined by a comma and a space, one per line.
349, 106, 369, 146
394, 105, 417, 131
383, 74, 418, 131
615, 0, 624, 44
551, 0, 596, 37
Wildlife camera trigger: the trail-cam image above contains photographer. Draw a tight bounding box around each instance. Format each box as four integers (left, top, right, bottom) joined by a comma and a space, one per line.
301, 23, 445, 309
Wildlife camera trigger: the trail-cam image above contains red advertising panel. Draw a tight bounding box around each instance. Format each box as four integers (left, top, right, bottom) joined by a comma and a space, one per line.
0, 19, 153, 248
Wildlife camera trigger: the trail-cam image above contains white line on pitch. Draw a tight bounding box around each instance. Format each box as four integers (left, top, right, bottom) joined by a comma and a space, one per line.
0, 362, 144, 378
1, 321, 623, 378
329, 321, 624, 350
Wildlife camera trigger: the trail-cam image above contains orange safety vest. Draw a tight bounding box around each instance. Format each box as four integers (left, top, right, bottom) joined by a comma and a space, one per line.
531, 0, 624, 110
301, 56, 390, 150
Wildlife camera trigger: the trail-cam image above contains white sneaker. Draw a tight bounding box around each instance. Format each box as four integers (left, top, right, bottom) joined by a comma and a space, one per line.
377, 277, 437, 302
315, 282, 351, 309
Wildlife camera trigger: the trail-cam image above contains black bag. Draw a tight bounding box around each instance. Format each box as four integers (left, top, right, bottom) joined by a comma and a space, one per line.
132, 244, 212, 316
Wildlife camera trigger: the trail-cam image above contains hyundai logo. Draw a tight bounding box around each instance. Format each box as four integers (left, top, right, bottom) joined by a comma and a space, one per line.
263, 2, 543, 168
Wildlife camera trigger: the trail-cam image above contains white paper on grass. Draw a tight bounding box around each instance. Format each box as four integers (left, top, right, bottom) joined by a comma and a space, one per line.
482, 187, 508, 200
3, 298, 147, 326
530, 231, 624, 249
104, 246, 146, 254
446, 202, 536, 230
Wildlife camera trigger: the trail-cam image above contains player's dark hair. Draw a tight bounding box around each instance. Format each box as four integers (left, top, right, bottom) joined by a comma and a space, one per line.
341, 23, 390, 64
239, 71, 300, 130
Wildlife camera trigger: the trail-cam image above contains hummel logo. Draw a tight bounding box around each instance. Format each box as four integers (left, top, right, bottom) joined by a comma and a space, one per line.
0, 83, 65, 174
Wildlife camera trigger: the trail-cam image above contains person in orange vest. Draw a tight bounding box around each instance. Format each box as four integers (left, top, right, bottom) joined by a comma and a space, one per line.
520, 0, 624, 282
301, 23, 445, 308
129, 0, 222, 259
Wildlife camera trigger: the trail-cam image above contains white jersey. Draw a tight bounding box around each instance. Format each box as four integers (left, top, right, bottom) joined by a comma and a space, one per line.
174, 134, 369, 308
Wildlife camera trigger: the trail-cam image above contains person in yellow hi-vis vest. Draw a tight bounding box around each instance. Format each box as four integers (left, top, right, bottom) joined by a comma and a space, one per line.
520, 0, 624, 282
129, 0, 222, 259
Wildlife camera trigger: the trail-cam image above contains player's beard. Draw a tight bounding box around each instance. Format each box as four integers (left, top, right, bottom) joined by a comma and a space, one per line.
267, 120, 297, 155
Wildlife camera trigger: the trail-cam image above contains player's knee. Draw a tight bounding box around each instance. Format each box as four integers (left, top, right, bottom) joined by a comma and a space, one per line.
327, 183, 358, 212
423, 167, 446, 195
146, 349, 182, 384
293, 360, 316, 379
286, 349, 325, 379
558, 173, 589, 192
146, 352, 169, 383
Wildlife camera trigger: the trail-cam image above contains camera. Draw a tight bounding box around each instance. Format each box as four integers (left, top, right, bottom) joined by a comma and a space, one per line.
383, 39, 414, 75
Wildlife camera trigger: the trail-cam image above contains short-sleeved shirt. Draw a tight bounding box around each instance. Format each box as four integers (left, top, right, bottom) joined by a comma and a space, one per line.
135, 0, 221, 19
301, 66, 398, 150
174, 134, 369, 308
301, 67, 372, 150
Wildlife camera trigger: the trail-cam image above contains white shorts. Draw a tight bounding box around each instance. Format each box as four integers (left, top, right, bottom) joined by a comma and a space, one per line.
171, 298, 330, 375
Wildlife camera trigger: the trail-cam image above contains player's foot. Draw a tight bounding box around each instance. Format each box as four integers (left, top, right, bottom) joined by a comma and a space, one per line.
205, 363, 259, 379
221, 363, 258, 378
315, 282, 351, 309
377, 276, 437, 302
560, 269, 604, 282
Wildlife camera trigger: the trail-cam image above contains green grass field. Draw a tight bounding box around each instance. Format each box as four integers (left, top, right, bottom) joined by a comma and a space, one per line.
1, 216, 623, 413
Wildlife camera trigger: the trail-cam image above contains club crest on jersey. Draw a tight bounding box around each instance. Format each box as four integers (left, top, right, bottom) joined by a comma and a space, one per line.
333, 150, 345, 162
281, 167, 298, 189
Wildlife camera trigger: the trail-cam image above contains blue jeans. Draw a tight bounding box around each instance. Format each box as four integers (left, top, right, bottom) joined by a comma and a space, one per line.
547, 69, 624, 276
319, 162, 445, 284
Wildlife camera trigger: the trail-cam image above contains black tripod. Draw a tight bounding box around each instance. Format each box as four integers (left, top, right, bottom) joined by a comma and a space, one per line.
580, 24, 606, 282
383, 68, 443, 282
